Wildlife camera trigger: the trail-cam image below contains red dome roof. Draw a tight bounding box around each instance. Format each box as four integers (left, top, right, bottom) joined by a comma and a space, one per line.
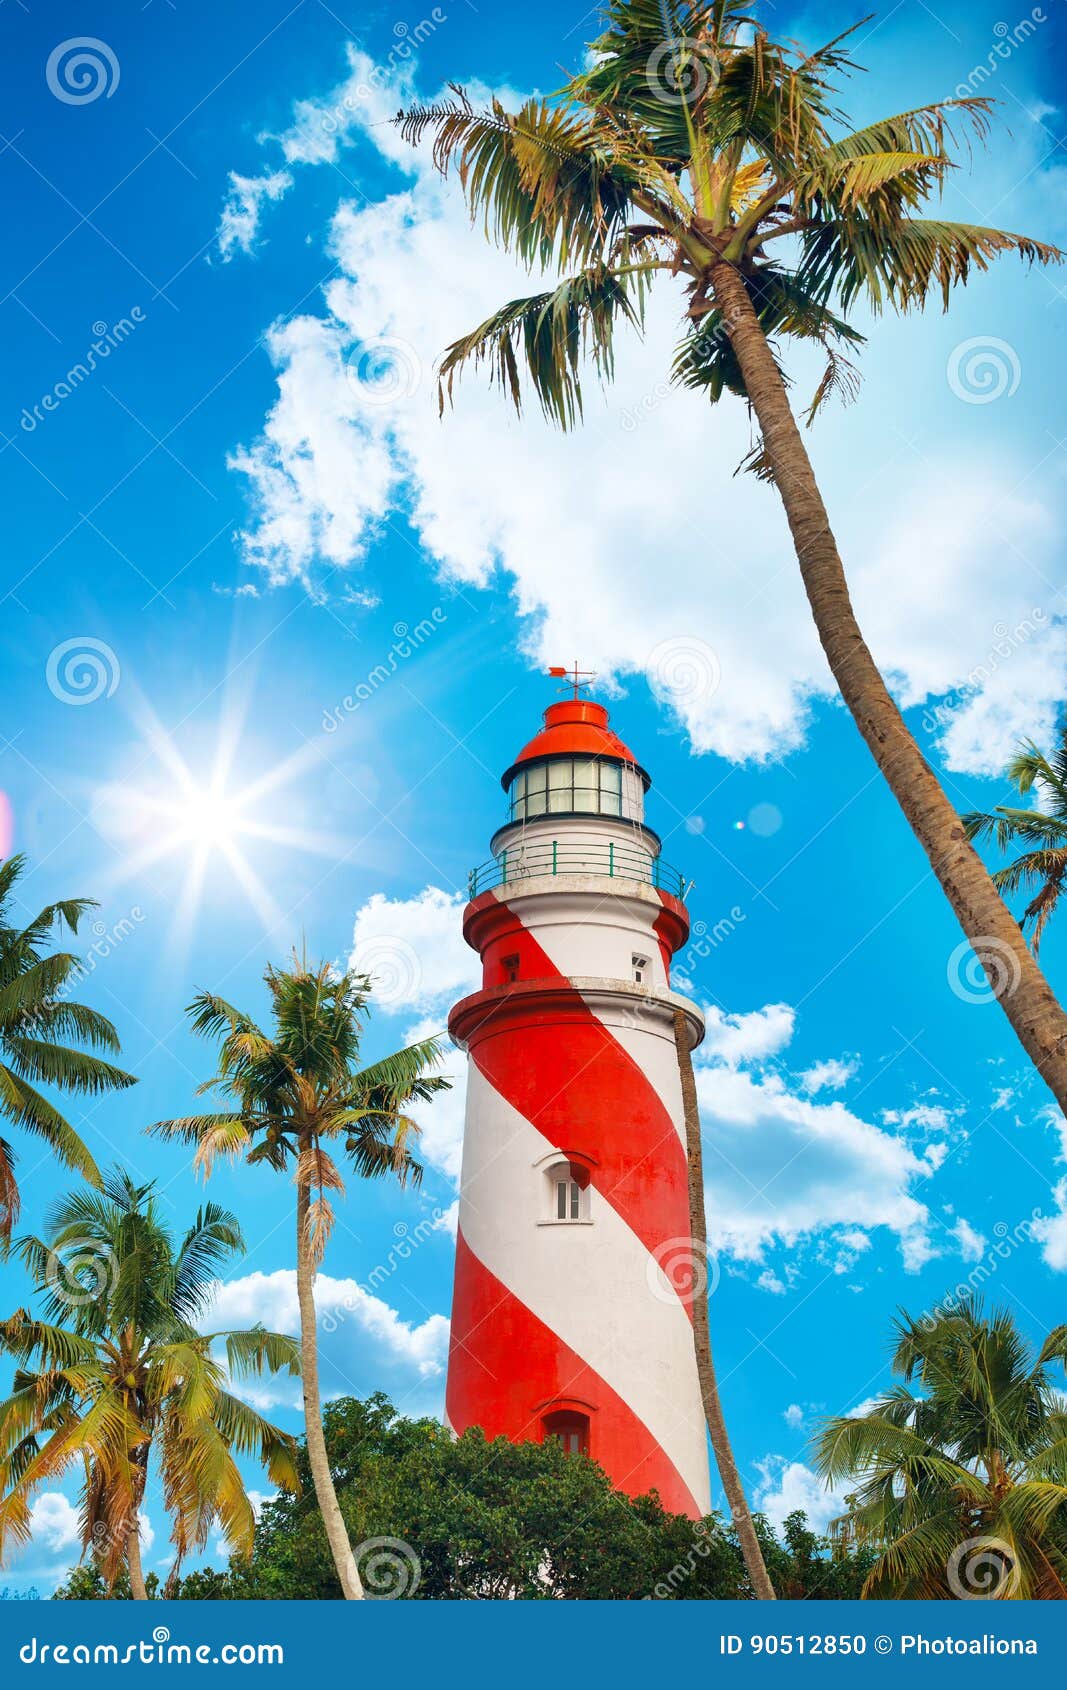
501, 701, 649, 791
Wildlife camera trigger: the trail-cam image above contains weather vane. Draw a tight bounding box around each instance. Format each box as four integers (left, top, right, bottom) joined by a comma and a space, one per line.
548, 661, 597, 701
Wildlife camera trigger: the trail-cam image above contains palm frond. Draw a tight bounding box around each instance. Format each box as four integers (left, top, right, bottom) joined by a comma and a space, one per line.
439, 263, 648, 428
800, 216, 1062, 313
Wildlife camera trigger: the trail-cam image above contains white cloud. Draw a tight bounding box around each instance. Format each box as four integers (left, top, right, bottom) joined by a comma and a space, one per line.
221, 47, 1067, 772
433, 1198, 459, 1238
404, 1016, 467, 1185
783, 1403, 805, 1429
696, 1005, 958, 1272
25, 1495, 153, 1559
27, 1493, 80, 1554
217, 169, 293, 260
346, 886, 479, 1185
1033, 1179, 1067, 1271
799, 1056, 859, 1095
349, 886, 477, 1018
202, 1269, 449, 1378
950, 1217, 987, 1263
882, 1102, 958, 1136
754, 1456, 847, 1535
229, 313, 398, 592
1032, 1109, 1067, 1271
698, 1003, 795, 1068
1040, 1103, 1067, 1164
246, 1490, 275, 1522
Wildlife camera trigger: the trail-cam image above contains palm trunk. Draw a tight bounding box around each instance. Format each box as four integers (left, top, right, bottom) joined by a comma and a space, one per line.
295, 1180, 364, 1600
673, 1007, 776, 1600
126, 1525, 148, 1601
709, 257, 1067, 1111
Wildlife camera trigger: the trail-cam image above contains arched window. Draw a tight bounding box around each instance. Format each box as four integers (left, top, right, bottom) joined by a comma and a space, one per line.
544, 1159, 590, 1223
542, 1409, 590, 1457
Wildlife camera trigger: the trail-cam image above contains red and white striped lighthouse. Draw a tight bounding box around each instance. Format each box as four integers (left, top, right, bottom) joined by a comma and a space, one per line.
445, 679, 711, 1519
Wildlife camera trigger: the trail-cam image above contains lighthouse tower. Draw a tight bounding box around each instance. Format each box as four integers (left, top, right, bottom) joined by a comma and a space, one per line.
446, 680, 711, 1519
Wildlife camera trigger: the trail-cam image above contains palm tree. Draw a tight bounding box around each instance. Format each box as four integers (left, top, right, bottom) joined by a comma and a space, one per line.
963, 733, 1067, 955
0, 1170, 300, 1598
673, 1007, 775, 1596
0, 855, 136, 1239
395, 2, 1067, 1111
151, 960, 449, 1600
815, 1301, 1067, 1598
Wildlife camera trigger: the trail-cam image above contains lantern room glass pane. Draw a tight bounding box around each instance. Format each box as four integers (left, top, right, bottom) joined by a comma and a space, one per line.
526, 765, 547, 793
572, 758, 598, 811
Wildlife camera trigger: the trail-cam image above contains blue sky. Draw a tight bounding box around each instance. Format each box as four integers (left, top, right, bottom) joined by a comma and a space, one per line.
2, 0, 1067, 1586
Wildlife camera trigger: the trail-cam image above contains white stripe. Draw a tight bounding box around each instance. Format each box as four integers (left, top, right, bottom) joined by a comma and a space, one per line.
456, 1062, 711, 1513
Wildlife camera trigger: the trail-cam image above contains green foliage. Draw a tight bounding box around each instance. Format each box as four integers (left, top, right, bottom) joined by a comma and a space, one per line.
963, 731, 1067, 953
0, 1172, 300, 1589
0, 854, 137, 1240
395, 0, 1060, 453
152, 960, 450, 1261
745, 1509, 878, 1600
815, 1300, 1067, 1598
54, 1563, 159, 1600
55, 1394, 873, 1600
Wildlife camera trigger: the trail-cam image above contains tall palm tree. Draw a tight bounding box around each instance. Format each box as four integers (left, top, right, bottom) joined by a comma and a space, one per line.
0, 1170, 300, 1598
151, 960, 449, 1601
815, 1301, 1067, 1598
0, 855, 136, 1239
963, 733, 1067, 955
395, 1, 1067, 1110
673, 1007, 775, 1597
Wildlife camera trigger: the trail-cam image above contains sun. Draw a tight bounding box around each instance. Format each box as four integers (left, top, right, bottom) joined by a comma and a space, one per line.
167, 784, 247, 852
93, 698, 345, 945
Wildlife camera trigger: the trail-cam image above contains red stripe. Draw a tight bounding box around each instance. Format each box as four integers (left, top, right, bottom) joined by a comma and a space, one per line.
653, 902, 675, 982
447, 1230, 702, 1519
465, 902, 692, 1314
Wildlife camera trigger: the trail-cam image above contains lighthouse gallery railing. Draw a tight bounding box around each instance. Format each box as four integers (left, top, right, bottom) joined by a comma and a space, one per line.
467, 840, 690, 901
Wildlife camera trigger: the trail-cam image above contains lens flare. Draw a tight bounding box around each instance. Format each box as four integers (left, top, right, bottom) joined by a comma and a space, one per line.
92, 698, 346, 944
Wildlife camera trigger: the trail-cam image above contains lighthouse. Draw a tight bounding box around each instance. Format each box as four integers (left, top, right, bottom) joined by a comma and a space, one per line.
445, 678, 712, 1519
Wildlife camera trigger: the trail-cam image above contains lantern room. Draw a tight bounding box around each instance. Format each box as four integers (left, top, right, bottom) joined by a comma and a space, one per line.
500, 699, 649, 825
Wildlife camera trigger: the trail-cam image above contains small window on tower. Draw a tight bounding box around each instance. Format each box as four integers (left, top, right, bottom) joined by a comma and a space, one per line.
555, 1175, 581, 1220
502, 953, 520, 984
632, 954, 650, 984
542, 1409, 590, 1457
544, 1160, 590, 1223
